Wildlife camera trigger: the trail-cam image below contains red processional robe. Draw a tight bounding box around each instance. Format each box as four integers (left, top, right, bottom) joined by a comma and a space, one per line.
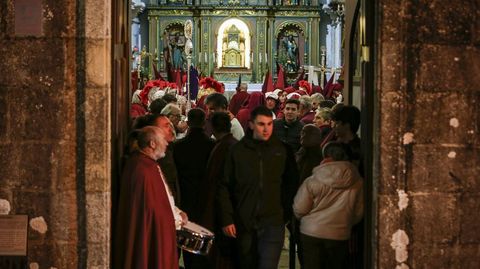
113, 152, 178, 269
228, 91, 249, 116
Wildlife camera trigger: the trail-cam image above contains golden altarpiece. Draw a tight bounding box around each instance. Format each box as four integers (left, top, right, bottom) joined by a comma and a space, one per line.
145, 0, 329, 83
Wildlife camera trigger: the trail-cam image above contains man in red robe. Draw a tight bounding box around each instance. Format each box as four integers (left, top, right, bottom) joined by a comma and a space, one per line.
113, 126, 179, 269
228, 83, 250, 116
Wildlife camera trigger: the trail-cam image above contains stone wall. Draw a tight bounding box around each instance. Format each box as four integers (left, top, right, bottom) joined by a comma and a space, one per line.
377, 0, 480, 268
0, 0, 111, 268
1, 0, 479, 268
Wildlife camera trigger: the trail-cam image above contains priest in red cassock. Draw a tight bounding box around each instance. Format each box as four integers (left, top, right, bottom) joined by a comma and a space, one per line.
113, 126, 186, 269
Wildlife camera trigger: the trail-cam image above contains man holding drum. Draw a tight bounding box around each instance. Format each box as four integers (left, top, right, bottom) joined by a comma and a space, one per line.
113, 126, 187, 269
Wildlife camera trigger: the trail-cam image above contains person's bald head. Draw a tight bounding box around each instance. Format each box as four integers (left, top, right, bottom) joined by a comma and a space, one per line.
239, 83, 248, 92
137, 126, 168, 160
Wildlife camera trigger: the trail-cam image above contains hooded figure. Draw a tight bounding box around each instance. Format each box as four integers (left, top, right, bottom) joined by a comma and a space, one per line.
235, 92, 266, 132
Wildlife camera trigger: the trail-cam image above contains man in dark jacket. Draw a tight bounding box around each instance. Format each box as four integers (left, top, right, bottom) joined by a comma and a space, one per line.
200, 112, 239, 269
273, 98, 305, 153
218, 106, 298, 269
173, 108, 215, 269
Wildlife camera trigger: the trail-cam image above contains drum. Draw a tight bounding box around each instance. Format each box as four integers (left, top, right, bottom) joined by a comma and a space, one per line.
177, 222, 214, 255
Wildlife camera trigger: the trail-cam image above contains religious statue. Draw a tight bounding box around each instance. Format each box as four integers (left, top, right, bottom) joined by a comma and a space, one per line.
169, 32, 185, 70
283, 35, 298, 73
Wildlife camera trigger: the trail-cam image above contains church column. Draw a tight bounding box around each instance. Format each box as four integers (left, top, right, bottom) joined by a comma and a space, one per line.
310, 17, 320, 65
258, 17, 271, 81
148, 15, 158, 78
319, 12, 329, 59
269, 17, 275, 79
207, 17, 213, 76
303, 18, 314, 65
200, 17, 209, 74
156, 17, 161, 72
193, 17, 200, 67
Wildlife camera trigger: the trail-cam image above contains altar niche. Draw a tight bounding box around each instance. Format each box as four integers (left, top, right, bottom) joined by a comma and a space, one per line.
216, 18, 251, 70
276, 24, 305, 74
163, 23, 186, 71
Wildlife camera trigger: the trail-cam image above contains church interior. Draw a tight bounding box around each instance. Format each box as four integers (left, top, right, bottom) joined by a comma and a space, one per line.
0, 0, 479, 268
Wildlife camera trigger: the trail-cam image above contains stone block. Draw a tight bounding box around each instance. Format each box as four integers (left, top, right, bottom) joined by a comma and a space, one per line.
17, 143, 54, 190
412, 91, 478, 145
85, 39, 111, 88
409, 145, 479, 193
415, 0, 474, 45
379, 1, 413, 43
51, 142, 77, 191
85, 0, 111, 38
0, 93, 7, 139
0, 144, 20, 183
409, 243, 480, 269
87, 243, 110, 268
410, 194, 459, 244
86, 192, 110, 244
0, 39, 65, 88
43, 0, 76, 38
48, 191, 78, 242
85, 88, 109, 141
28, 241, 77, 269
85, 141, 109, 193
377, 195, 403, 269
409, 243, 457, 269
8, 87, 68, 141
474, 12, 480, 46
379, 42, 406, 93
459, 194, 480, 243
378, 144, 403, 195
378, 91, 408, 194
416, 45, 480, 92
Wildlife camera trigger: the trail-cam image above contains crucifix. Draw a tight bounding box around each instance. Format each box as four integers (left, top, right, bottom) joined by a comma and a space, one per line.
305, 46, 342, 86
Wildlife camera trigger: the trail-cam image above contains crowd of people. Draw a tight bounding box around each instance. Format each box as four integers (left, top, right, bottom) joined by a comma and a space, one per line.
114, 76, 364, 269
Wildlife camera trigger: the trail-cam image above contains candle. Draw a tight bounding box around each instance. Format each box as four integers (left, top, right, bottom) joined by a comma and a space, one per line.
265, 53, 268, 62
199, 53, 202, 63
259, 53, 262, 63
213, 53, 215, 63
205, 52, 207, 63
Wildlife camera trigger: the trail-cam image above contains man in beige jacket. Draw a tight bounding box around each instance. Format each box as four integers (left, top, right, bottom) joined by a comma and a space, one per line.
293, 142, 363, 269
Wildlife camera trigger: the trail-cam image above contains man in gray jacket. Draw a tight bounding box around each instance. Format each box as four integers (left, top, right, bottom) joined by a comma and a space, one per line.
293, 142, 363, 269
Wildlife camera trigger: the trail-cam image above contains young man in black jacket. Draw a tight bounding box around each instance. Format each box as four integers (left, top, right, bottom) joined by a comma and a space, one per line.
217, 106, 299, 269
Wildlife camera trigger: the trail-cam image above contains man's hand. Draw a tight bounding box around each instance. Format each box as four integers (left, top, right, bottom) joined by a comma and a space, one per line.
179, 211, 188, 226
222, 224, 237, 238
177, 121, 188, 133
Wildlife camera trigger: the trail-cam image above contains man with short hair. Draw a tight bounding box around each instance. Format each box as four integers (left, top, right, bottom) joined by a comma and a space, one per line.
218, 106, 298, 269
114, 126, 185, 269
173, 108, 216, 269
200, 112, 239, 269
273, 98, 305, 153
205, 92, 245, 140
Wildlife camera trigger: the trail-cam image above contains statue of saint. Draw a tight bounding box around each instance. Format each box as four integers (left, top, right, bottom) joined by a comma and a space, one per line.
169, 32, 185, 70
283, 35, 298, 72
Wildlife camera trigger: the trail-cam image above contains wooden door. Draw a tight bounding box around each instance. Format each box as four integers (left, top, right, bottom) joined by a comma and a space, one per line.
111, 0, 130, 259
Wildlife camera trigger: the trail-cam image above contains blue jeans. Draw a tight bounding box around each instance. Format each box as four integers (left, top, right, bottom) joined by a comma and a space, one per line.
236, 225, 285, 269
